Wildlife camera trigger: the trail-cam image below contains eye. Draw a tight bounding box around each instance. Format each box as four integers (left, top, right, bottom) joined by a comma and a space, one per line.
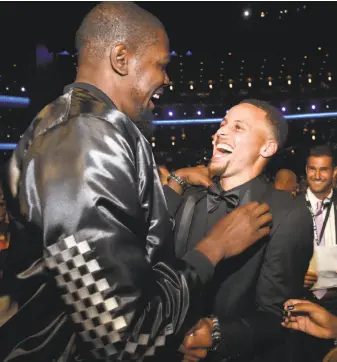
235, 124, 243, 130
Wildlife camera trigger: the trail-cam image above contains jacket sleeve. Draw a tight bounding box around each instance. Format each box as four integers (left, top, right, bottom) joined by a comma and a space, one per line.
20, 115, 214, 360
215, 205, 313, 359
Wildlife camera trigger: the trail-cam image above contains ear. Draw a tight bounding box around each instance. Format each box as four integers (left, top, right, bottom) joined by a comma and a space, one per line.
110, 43, 129, 76
260, 140, 278, 159
333, 166, 337, 180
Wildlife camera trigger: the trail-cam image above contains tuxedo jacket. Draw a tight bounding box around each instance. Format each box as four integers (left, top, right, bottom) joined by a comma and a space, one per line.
164, 176, 314, 362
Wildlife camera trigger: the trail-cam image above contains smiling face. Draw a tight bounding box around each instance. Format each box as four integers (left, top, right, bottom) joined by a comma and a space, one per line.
306, 155, 337, 199
209, 103, 278, 186
122, 28, 171, 123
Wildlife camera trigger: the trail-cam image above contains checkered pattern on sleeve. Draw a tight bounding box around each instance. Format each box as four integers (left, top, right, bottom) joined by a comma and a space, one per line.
45, 235, 172, 360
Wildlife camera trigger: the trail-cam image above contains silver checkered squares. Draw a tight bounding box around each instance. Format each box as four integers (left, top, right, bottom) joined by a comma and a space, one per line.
45, 235, 126, 358
45, 234, 172, 360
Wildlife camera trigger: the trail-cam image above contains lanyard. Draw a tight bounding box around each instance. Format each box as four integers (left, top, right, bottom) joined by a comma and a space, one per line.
305, 193, 332, 246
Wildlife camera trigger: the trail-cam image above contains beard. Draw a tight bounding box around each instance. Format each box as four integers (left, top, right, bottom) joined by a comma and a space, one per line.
209, 158, 230, 177
133, 119, 153, 139
131, 107, 154, 139
130, 86, 155, 140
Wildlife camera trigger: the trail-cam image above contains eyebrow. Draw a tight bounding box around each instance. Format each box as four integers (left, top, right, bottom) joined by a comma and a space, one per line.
220, 118, 249, 127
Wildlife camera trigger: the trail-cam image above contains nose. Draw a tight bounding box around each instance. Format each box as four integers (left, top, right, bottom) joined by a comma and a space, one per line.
315, 169, 321, 179
164, 73, 170, 86
217, 123, 228, 137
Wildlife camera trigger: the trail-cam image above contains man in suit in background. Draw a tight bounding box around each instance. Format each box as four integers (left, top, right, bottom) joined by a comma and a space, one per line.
293, 145, 337, 362
163, 99, 313, 362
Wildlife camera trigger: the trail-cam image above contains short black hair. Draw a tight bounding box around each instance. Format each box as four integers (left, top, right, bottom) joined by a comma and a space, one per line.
240, 99, 288, 148
307, 145, 336, 167
75, 2, 164, 58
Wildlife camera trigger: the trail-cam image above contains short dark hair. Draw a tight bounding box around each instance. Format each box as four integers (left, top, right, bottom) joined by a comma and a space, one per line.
240, 99, 288, 148
75, 2, 164, 58
307, 145, 336, 167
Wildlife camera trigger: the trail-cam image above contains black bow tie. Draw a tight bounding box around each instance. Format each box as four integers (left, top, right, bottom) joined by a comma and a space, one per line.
207, 184, 240, 213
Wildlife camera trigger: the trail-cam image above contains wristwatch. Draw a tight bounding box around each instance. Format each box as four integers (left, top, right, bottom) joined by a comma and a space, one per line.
209, 315, 222, 352
167, 172, 188, 191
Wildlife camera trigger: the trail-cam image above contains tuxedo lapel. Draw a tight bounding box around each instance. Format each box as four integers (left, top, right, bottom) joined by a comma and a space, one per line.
174, 187, 207, 258
239, 176, 270, 206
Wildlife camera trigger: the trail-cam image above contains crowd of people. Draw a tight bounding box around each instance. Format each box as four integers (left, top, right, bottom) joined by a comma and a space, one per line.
0, 2, 337, 362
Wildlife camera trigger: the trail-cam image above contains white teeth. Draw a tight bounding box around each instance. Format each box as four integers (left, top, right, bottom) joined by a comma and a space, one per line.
152, 94, 160, 99
216, 143, 233, 153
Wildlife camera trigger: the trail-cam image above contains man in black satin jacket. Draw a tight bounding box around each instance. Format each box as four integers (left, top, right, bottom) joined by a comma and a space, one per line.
0, 3, 272, 362
164, 100, 314, 362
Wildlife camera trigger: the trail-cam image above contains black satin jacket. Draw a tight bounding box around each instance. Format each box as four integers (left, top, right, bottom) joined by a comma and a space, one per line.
0, 83, 213, 361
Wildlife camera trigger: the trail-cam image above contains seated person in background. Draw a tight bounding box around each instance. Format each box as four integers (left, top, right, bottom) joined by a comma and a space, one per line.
274, 168, 298, 197
283, 300, 337, 362
0, 184, 9, 273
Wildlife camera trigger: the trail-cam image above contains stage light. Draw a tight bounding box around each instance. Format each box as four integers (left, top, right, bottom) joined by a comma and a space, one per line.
281, 107, 286, 112
197, 111, 202, 116
243, 9, 250, 17
168, 111, 173, 117
311, 105, 316, 110
0, 144, 17, 150
152, 112, 337, 126
21, 87, 26, 92
0, 95, 30, 107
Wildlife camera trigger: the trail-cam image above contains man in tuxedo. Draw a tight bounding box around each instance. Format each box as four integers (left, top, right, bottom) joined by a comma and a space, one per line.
292, 145, 337, 362
163, 99, 314, 362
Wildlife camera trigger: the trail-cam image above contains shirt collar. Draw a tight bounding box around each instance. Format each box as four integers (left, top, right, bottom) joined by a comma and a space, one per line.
307, 187, 333, 206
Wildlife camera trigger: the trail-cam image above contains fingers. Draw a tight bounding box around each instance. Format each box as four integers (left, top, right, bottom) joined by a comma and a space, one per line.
304, 281, 315, 288
306, 271, 318, 278
183, 348, 208, 362
284, 299, 311, 309
239, 201, 260, 212
254, 212, 273, 229
184, 334, 212, 350
251, 202, 270, 217
200, 178, 214, 188
255, 226, 271, 240
281, 321, 301, 331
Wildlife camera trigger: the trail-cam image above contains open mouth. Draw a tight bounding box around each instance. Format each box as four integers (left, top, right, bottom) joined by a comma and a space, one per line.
213, 143, 234, 158
150, 89, 164, 109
